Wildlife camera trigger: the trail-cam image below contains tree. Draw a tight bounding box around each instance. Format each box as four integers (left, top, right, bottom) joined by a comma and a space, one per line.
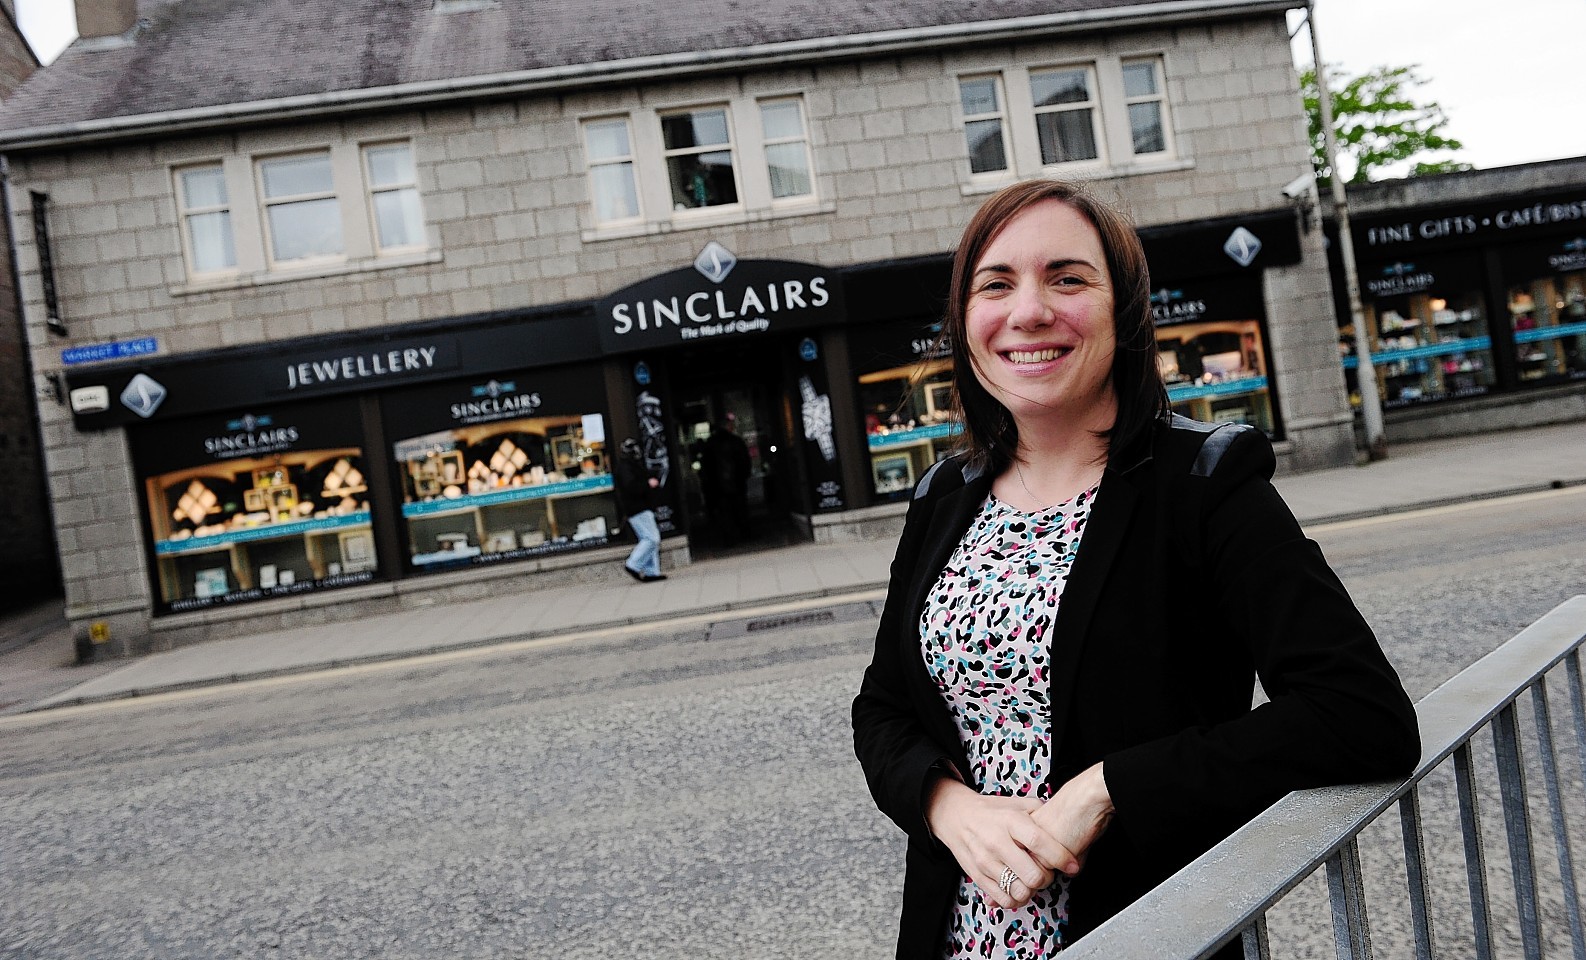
1301, 63, 1471, 185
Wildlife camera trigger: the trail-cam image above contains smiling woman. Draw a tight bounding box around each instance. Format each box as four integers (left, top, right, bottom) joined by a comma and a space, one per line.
945, 180, 1163, 493
852, 179, 1420, 959
961, 198, 1118, 482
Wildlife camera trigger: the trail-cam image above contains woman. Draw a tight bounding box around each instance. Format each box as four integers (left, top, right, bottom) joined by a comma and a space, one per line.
851, 180, 1419, 958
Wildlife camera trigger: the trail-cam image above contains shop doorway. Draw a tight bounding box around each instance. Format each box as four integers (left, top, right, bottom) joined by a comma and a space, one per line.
667, 339, 797, 558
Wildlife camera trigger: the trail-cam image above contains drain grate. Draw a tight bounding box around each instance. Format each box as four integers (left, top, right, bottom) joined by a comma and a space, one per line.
744, 610, 836, 632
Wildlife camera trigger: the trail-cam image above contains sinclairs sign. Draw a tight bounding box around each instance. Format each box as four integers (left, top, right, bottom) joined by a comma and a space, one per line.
596, 242, 845, 354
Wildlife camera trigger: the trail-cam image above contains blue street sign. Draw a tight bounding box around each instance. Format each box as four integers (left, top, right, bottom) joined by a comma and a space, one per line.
61, 337, 158, 365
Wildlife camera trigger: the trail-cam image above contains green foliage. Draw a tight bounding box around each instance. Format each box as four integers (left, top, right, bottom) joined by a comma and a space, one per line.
1301, 63, 1471, 185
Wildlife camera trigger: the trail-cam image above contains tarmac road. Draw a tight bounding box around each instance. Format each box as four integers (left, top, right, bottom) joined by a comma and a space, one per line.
0, 488, 1582, 959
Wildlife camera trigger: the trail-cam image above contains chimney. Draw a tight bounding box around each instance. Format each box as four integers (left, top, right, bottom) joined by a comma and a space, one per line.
74, 0, 138, 40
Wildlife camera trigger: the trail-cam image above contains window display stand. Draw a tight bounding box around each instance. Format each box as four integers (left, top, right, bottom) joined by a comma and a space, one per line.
403, 474, 614, 566
155, 511, 375, 601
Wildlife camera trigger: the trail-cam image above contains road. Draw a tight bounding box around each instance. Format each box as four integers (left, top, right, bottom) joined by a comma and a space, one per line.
1, 488, 1582, 959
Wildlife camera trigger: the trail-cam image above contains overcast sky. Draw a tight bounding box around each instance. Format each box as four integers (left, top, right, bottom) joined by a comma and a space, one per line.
13, 0, 1586, 175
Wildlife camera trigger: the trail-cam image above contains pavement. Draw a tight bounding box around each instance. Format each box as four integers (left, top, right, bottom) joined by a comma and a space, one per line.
2, 419, 1583, 717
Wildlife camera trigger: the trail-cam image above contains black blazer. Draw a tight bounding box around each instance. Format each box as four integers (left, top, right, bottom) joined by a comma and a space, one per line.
852, 415, 1420, 957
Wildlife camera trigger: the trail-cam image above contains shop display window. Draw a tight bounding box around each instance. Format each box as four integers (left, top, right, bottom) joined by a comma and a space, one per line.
136, 407, 380, 615
1506, 273, 1586, 384
1347, 286, 1495, 408
392, 413, 617, 571
1157, 319, 1276, 433
857, 356, 960, 498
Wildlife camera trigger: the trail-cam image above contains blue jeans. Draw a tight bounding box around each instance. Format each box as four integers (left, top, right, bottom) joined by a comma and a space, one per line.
625, 510, 661, 578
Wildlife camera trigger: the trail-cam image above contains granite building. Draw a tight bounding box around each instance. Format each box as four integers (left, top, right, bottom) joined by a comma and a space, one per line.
1, 0, 1351, 656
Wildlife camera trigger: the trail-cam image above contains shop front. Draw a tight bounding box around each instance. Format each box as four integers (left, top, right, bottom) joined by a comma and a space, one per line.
594, 245, 850, 554
1150, 275, 1280, 434
383, 366, 623, 572
66, 243, 863, 617
66, 208, 1319, 630
1333, 183, 1586, 419
132, 397, 382, 615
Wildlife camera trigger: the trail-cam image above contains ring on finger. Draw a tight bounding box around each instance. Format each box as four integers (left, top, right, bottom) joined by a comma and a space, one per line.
998, 865, 1018, 895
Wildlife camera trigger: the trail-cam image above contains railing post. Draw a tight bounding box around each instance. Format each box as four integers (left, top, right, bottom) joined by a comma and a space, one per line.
1455, 742, 1496, 960
1240, 914, 1271, 960
1326, 838, 1373, 960
1493, 702, 1544, 960
1532, 677, 1586, 960
1398, 786, 1437, 960
1569, 650, 1586, 796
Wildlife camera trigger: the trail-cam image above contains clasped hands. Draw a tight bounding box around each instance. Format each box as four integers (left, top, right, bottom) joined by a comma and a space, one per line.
924, 762, 1114, 911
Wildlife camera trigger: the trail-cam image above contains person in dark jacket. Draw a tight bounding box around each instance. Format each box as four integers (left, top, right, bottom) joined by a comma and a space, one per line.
700, 413, 753, 545
851, 179, 1419, 959
612, 437, 665, 583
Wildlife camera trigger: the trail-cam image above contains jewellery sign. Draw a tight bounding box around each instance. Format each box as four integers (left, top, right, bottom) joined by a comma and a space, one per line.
596, 242, 846, 354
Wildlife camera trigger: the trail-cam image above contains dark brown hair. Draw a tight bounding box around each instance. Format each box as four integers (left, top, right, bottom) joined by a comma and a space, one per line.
943, 179, 1167, 472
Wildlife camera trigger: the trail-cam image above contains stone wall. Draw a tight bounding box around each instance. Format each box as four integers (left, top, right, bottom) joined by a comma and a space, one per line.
9, 11, 1341, 646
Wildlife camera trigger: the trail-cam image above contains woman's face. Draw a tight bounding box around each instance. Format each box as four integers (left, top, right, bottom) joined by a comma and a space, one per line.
964, 198, 1118, 434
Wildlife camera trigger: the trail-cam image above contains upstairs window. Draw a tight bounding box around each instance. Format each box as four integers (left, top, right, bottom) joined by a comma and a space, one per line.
364, 143, 425, 250
958, 75, 1009, 175
1122, 58, 1169, 156
661, 106, 739, 211
958, 58, 1181, 185
176, 165, 237, 275
759, 98, 813, 200
172, 139, 428, 286
581, 97, 818, 236
258, 151, 344, 264
1029, 66, 1103, 167
584, 118, 641, 225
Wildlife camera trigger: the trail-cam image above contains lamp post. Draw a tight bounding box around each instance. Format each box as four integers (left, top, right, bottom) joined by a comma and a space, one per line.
1306, 0, 1387, 459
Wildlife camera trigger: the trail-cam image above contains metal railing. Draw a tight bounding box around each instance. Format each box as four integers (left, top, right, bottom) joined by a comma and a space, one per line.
1065, 595, 1586, 960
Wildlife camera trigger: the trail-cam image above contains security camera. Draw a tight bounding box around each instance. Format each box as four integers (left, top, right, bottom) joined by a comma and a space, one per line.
1282, 173, 1315, 201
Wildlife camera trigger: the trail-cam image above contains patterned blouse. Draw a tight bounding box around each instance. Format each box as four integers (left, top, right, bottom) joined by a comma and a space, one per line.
918, 485, 1098, 958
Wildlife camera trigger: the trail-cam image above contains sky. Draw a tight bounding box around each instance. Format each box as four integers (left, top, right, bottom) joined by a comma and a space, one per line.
12, 0, 1586, 176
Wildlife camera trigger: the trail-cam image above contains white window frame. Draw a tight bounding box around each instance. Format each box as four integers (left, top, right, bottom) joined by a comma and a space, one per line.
169, 140, 433, 290
580, 94, 826, 241
362, 141, 427, 253
1028, 63, 1108, 170
957, 57, 1187, 193
174, 163, 238, 278
1121, 56, 1174, 158
255, 149, 346, 268
658, 103, 744, 216
582, 116, 644, 227
757, 96, 815, 204
957, 73, 1011, 178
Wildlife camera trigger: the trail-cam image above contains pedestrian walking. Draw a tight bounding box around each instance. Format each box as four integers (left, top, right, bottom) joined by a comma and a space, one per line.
851, 179, 1419, 958
613, 437, 666, 583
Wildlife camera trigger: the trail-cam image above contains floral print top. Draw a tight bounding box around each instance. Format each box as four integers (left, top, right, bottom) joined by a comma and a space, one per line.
919, 486, 1097, 958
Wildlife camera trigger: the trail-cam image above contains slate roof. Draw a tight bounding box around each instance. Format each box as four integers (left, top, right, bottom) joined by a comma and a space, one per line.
0, 0, 1292, 146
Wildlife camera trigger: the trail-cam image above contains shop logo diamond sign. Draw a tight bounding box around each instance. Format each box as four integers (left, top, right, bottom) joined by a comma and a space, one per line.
1223, 227, 1262, 267
120, 373, 167, 418
693, 241, 737, 284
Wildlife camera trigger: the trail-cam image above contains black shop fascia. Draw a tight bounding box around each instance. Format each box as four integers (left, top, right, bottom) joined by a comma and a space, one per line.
595, 241, 844, 353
